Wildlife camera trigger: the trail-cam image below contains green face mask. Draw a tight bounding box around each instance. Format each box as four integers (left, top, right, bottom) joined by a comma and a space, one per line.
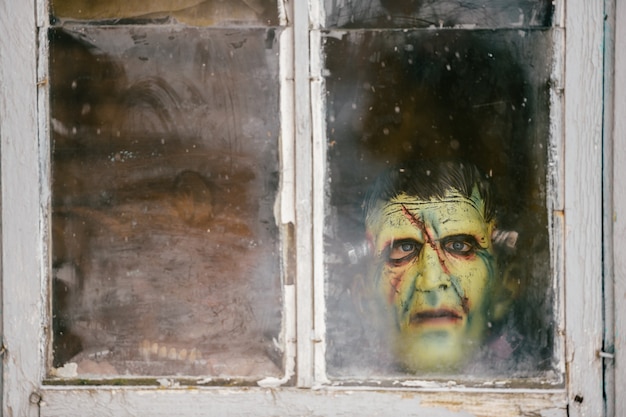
366, 187, 497, 372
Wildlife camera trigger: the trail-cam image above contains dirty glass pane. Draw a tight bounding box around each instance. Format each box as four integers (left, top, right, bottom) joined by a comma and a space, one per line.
50, 0, 279, 26
323, 29, 555, 381
50, 27, 283, 379
325, 0, 553, 29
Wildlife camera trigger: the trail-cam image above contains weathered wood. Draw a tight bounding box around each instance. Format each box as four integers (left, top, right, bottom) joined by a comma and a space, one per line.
0, 1, 45, 416
293, 0, 315, 388
310, 26, 328, 383
564, 0, 605, 415
612, 0, 626, 415
39, 387, 567, 417
603, 1, 617, 416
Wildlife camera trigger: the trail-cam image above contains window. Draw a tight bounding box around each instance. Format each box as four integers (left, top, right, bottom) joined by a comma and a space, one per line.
0, 0, 616, 416
323, 26, 555, 382
49, 23, 283, 381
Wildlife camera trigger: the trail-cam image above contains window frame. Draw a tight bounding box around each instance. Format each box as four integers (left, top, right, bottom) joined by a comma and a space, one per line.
607, 0, 626, 416
0, 0, 611, 416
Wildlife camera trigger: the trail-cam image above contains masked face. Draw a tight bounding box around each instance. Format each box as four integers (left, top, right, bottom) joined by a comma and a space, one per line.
365, 187, 496, 372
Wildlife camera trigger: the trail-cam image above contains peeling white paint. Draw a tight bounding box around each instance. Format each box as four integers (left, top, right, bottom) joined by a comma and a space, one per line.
259, 284, 296, 388
156, 379, 180, 388
397, 379, 456, 389
325, 30, 347, 41
50, 363, 78, 379
196, 377, 212, 385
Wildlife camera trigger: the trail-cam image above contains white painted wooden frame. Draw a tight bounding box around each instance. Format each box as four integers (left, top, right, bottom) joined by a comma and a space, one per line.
0, 0, 608, 416
609, 0, 625, 415
562, 0, 605, 414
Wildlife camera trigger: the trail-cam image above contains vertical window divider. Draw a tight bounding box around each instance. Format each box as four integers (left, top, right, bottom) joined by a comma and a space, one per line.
293, 0, 315, 388
309, 13, 329, 386
549, 24, 567, 383
275, 0, 298, 388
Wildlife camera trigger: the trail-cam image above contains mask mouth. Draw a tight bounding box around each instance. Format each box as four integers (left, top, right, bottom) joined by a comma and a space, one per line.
410, 309, 463, 325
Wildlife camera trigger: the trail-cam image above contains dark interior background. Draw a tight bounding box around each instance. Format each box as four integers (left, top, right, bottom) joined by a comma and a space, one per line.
323, 1, 556, 379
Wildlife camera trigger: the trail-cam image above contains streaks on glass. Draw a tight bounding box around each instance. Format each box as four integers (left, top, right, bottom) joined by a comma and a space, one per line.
323, 29, 555, 379
325, 0, 553, 29
50, 27, 282, 378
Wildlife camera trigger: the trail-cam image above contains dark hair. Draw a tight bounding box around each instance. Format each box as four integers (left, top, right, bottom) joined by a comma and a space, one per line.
363, 160, 495, 222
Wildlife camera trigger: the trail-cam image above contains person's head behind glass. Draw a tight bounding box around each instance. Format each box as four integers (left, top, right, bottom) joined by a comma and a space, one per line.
363, 160, 515, 372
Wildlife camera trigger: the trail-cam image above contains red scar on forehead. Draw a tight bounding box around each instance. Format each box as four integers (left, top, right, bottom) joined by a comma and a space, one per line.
400, 204, 423, 230
400, 204, 450, 275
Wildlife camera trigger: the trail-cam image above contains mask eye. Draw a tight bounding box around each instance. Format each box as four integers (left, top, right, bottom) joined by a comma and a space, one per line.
388, 239, 422, 265
441, 235, 477, 256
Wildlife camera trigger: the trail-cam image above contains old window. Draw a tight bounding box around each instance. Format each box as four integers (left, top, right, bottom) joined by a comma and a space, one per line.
0, 0, 614, 416
323, 25, 555, 382
49, 23, 283, 381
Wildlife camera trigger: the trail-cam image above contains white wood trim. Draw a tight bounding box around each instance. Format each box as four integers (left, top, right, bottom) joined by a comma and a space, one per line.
267, 0, 299, 389
38, 22, 54, 398
1, 0, 46, 416
293, 0, 315, 388
543, 14, 566, 373
603, 0, 617, 415
563, 0, 606, 415
308, 0, 323, 28
612, 0, 626, 415
278, 14, 296, 226
310, 27, 329, 384
38, 387, 568, 417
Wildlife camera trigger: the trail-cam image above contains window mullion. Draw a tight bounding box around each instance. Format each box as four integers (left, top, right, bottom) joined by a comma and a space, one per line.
310, 26, 328, 386
293, 0, 315, 388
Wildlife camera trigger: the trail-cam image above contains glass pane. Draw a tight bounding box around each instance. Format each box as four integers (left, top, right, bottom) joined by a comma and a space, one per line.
323, 29, 555, 381
50, 0, 279, 26
50, 27, 283, 379
325, 0, 553, 29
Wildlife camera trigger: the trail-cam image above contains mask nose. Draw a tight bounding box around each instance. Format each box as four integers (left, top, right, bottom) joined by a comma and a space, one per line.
415, 243, 449, 292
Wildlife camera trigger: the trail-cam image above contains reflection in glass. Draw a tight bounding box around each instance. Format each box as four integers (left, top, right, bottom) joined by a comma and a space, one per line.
325, 0, 553, 29
50, 27, 283, 378
50, 0, 279, 26
324, 29, 555, 379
